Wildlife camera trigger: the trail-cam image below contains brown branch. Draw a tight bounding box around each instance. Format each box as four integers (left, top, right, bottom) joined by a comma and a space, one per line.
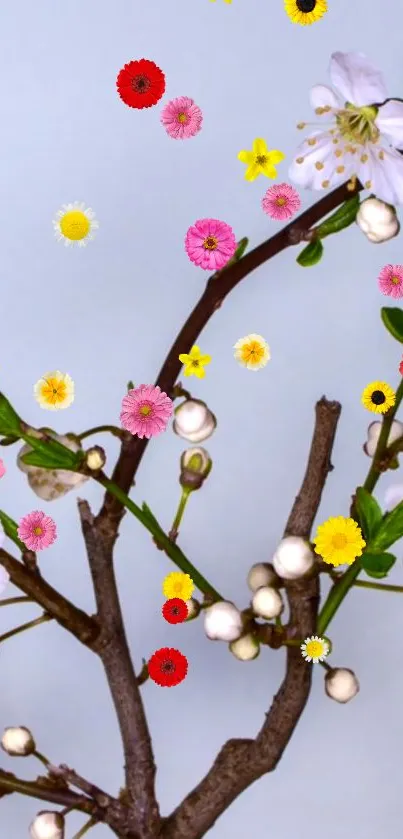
161, 397, 341, 839
48, 764, 116, 809
0, 769, 100, 816
95, 180, 360, 541
0, 549, 98, 648
77, 499, 160, 839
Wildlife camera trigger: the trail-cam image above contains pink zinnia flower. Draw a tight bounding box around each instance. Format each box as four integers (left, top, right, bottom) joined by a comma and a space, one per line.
161, 96, 203, 139
18, 510, 57, 551
377, 264, 403, 298
120, 384, 173, 439
0, 460, 6, 478
261, 183, 301, 220
185, 218, 236, 271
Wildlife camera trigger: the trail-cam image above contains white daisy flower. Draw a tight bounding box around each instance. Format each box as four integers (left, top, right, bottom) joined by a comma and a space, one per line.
53, 201, 99, 247
289, 51, 403, 206
300, 634, 329, 664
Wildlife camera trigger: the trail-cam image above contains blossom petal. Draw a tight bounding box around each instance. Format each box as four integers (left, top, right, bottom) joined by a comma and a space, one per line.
329, 52, 388, 107
359, 145, 403, 205
252, 138, 267, 155
238, 150, 254, 164
268, 150, 285, 164
309, 84, 340, 112
244, 163, 260, 181
376, 100, 403, 150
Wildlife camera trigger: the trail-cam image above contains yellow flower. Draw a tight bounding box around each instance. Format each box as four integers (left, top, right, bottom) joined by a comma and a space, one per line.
34, 371, 75, 411
163, 572, 194, 601
178, 345, 212, 378
233, 334, 270, 370
313, 516, 366, 567
53, 202, 99, 247
300, 635, 329, 663
210, 0, 232, 3
284, 0, 327, 25
361, 381, 396, 414
238, 139, 285, 182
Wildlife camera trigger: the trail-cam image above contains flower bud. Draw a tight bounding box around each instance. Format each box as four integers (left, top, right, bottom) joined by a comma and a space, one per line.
204, 601, 243, 642
84, 446, 106, 472
17, 431, 89, 501
229, 633, 260, 661
363, 420, 403, 457
173, 398, 217, 443
251, 586, 284, 620
180, 447, 212, 490
29, 812, 65, 839
272, 536, 314, 580
356, 197, 400, 243
324, 668, 360, 703
247, 562, 279, 592
1, 726, 35, 756
0, 564, 9, 595
184, 597, 201, 621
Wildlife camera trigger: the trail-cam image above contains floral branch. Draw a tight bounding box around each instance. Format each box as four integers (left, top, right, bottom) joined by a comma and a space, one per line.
0, 769, 99, 815
96, 180, 362, 539
161, 397, 341, 839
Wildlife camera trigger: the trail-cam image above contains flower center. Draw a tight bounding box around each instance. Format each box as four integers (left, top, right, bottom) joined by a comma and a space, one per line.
242, 342, 264, 362
276, 197, 287, 206
256, 155, 268, 166
139, 405, 152, 416
331, 533, 347, 549
191, 359, 199, 367
203, 236, 218, 250
33, 527, 43, 535
306, 640, 323, 657
173, 582, 183, 593
161, 660, 175, 673
391, 275, 401, 285
371, 390, 386, 405
296, 0, 316, 10
336, 104, 380, 146
60, 211, 90, 241
177, 112, 188, 123
132, 74, 151, 93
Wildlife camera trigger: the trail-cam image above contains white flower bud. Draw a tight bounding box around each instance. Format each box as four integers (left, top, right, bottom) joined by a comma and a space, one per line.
85, 446, 106, 471
180, 447, 212, 489
356, 197, 400, 243
0, 564, 9, 594
252, 586, 284, 620
364, 420, 403, 457
1, 726, 35, 756
17, 432, 89, 501
247, 562, 279, 592
324, 668, 360, 703
30, 812, 65, 839
229, 633, 260, 661
204, 601, 243, 642
184, 597, 201, 620
272, 536, 314, 580
173, 399, 217, 443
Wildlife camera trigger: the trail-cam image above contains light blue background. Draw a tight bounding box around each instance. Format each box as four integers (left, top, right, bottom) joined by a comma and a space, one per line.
0, 0, 402, 836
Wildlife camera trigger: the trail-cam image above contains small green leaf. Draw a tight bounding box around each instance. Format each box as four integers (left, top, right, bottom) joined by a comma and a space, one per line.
297, 239, 324, 267
0, 510, 25, 552
354, 487, 383, 541
20, 433, 83, 471
370, 499, 403, 552
127, 381, 135, 391
0, 435, 20, 447
0, 394, 22, 437
360, 551, 396, 579
381, 307, 403, 344
315, 194, 360, 238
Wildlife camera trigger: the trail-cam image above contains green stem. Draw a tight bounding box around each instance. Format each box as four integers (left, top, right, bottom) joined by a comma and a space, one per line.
0, 613, 52, 644
96, 475, 223, 601
0, 596, 33, 607
33, 750, 50, 768
170, 488, 192, 536
353, 580, 403, 593
72, 817, 97, 839
77, 426, 125, 442
317, 378, 403, 634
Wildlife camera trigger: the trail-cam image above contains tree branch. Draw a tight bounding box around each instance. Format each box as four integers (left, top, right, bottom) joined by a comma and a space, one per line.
161, 396, 341, 839
77, 500, 160, 839
96, 181, 359, 541
0, 769, 99, 816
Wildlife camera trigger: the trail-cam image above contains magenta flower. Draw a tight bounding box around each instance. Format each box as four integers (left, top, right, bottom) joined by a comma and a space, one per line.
18, 510, 57, 551
120, 384, 173, 439
377, 264, 403, 298
261, 183, 301, 220
0, 460, 6, 479
185, 219, 236, 271
161, 96, 203, 139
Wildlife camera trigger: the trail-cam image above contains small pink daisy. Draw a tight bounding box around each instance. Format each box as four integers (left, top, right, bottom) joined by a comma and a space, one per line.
161, 96, 203, 140
120, 384, 173, 439
377, 264, 403, 298
185, 218, 236, 271
18, 510, 57, 551
262, 183, 301, 221
0, 460, 6, 479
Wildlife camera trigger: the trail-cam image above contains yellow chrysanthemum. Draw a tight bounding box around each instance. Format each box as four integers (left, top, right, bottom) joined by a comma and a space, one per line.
233, 334, 271, 370
34, 371, 75, 411
361, 381, 396, 414
178, 345, 212, 378
163, 572, 194, 601
284, 0, 327, 25
313, 516, 366, 567
300, 635, 329, 663
53, 201, 99, 247
238, 139, 285, 182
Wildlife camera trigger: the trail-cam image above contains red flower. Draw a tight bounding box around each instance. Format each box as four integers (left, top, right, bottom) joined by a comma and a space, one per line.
148, 647, 188, 687
162, 598, 189, 624
399, 356, 403, 376
116, 59, 166, 109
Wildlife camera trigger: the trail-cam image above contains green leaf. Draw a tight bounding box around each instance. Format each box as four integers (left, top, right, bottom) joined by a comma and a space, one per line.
0, 394, 22, 437
0, 510, 25, 552
370, 499, 403, 552
20, 433, 83, 471
360, 551, 396, 579
127, 381, 135, 391
0, 435, 20, 447
354, 487, 383, 541
296, 239, 324, 267
381, 307, 403, 344
315, 194, 360, 238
